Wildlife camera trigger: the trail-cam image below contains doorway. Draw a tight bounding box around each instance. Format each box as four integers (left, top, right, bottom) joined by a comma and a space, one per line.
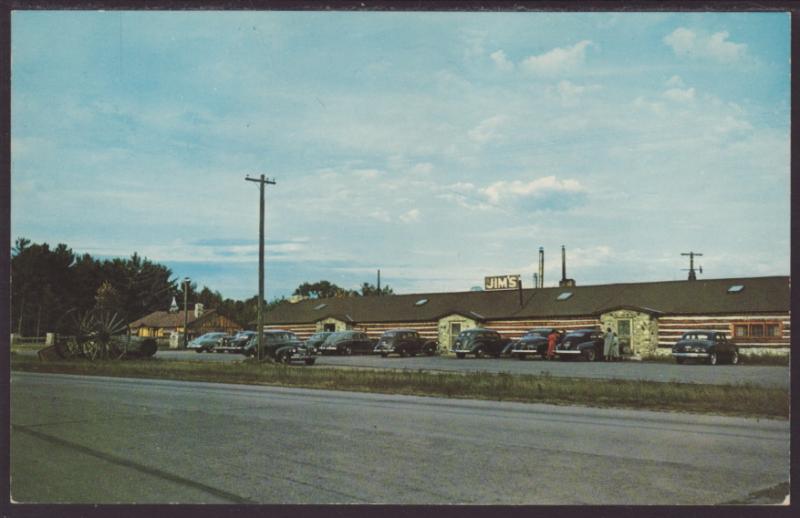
323, 323, 336, 332
450, 322, 462, 349
616, 319, 631, 355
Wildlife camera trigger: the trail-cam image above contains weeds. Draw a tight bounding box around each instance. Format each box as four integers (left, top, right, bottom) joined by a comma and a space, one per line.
10, 354, 788, 419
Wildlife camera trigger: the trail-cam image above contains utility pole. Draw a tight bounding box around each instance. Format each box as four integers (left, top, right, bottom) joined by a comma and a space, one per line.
183, 277, 190, 348
681, 251, 703, 281
245, 174, 276, 361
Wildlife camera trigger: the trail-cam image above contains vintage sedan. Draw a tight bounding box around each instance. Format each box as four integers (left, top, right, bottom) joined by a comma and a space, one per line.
452, 328, 505, 359
214, 330, 257, 354
187, 332, 229, 353
554, 329, 604, 361
244, 330, 316, 365
509, 328, 565, 359
373, 329, 438, 357
672, 331, 739, 365
304, 331, 334, 354
318, 331, 374, 355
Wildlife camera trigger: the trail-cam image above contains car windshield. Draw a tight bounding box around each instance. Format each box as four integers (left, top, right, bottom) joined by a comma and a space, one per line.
382, 331, 398, 338
682, 332, 712, 341
564, 332, 589, 339
524, 330, 548, 338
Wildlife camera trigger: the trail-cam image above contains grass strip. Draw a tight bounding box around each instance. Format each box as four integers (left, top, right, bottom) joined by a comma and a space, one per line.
10, 354, 789, 419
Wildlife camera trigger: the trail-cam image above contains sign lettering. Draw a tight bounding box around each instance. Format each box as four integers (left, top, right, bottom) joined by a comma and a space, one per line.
484, 275, 521, 291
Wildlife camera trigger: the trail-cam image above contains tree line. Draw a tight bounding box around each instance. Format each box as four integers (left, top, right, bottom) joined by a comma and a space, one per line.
11, 238, 393, 337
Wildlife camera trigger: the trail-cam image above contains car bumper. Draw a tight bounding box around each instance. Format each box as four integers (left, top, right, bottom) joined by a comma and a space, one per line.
510, 349, 540, 355
554, 350, 582, 355
672, 352, 710, 359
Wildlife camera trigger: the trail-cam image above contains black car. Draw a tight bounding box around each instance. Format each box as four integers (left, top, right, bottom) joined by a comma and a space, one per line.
215, 330, 257, 354
452, 328, 505, 359
373, 329, 438, 357
187, 332, 229, 353
672, 331, 739, 365
318, 331, 374, 355
555, 329, 604, 361
244, 330, 316, 365
304, 331, 334, 354
509, 328, 565, 359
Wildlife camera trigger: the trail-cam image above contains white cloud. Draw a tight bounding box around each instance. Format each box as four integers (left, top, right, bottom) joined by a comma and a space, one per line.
663, 87, 696, 102
520, 40, 594, 75
468, 115, 506, 143
663, 28, 746, 62
354, 168, 382, 180
399, 209, 420, 223
554, 80, 600, 106
665, 75, 685, 88
490, 50, 515, 71
481, 176, 584, 204
410, 162, 434, 175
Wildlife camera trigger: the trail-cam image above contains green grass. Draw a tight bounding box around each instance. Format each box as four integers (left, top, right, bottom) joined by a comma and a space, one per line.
10, 353, 788, 419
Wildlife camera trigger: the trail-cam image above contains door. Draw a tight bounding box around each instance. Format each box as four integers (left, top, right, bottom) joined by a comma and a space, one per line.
450, 322, 462, 349
616, 319, 631, 355
323, 323, 336, 332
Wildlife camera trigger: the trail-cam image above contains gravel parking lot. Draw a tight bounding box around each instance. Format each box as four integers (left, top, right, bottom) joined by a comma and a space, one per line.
152, 350, 789, 389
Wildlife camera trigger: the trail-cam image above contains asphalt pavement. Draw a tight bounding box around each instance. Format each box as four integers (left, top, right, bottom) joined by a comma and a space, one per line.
11, 372, 789, 504
152, 349, 790, 389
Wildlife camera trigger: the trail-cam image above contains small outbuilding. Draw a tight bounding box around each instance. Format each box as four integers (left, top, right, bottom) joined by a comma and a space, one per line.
129, 303, 241, 341
263, 276, 790, 356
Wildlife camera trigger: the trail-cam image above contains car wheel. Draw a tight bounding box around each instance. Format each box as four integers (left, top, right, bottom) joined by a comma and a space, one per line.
380, 352, 388, 358
475, 348, 484, 359
304, 358, 316, 366
409, 351, 417, 357
583, 348, 597, 362
675, 357, 685, 365
344, 346, 352, 356
708, 352, 718, 366
456, 353, 465, 359
730, 350, 739, 365
517, 353, 526, 360
194, 348, 203, 353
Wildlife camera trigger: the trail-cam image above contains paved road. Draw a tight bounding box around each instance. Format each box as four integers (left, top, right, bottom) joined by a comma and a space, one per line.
11, 372, 789, 504
153, 350, 790, 389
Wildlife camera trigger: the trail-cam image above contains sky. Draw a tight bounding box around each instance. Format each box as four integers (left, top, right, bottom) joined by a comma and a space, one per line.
10, 11, 791, 301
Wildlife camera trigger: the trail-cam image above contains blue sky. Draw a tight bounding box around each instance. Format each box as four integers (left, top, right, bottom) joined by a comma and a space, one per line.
11, 11, 790, 301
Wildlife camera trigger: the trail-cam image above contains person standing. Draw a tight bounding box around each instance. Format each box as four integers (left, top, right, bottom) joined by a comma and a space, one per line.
609, 329, 620, 361
603, 327, 615, 361
546, 329, 559, 360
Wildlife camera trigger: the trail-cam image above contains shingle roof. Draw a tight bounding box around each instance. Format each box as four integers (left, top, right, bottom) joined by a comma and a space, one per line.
129, 308, 218, 329
264, 276, 789, 325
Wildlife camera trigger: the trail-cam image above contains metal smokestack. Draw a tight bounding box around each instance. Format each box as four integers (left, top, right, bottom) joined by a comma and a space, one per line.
559, 245, 576, 287
538, 247, 544, 288
377, 269, 381, 293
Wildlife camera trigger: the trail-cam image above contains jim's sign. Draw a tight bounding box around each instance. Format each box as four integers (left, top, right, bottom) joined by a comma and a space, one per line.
484, 274, 521, 291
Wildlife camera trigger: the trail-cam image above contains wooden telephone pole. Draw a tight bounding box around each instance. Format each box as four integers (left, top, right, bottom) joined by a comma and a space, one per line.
245, 174, 276, 361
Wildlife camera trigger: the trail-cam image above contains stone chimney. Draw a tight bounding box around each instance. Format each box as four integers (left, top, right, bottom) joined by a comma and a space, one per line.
194, 303, 204, 318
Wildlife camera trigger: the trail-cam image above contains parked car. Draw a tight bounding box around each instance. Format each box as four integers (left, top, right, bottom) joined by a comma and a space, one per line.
509, 328, 565, 359
244, 330, 316, 365
555, 329, 604, 361
187, 332, 229, 353
373, 329, 438, 357
672, 331, 739, 365
318, 331, 374, 355
304, 331, 334, 354
452, 328, 505, 359
215, 330, 257, 354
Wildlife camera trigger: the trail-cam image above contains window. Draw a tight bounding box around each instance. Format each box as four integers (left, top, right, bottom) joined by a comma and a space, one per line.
314, 303, 327, 310
727, 285, 745, 293
415, 298, 429, 306
731, 322, 782, 339
556, 292, 573, 301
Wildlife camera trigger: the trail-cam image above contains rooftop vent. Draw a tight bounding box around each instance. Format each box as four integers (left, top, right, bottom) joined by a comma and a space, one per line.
727, 285, 745, 294
469, 311, 485, 319
415, 298, 429, 306
313, 303, 327, 310
556, 292, 573, 301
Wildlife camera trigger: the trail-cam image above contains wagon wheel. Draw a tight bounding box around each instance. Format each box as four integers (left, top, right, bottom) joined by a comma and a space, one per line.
60, 310, 129, 360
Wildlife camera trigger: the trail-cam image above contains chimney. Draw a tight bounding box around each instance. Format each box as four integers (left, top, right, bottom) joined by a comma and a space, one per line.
538, 247, 544, 288
194, 303, 204, 318
559, 245, 576, 287
377, 269, 381, 293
